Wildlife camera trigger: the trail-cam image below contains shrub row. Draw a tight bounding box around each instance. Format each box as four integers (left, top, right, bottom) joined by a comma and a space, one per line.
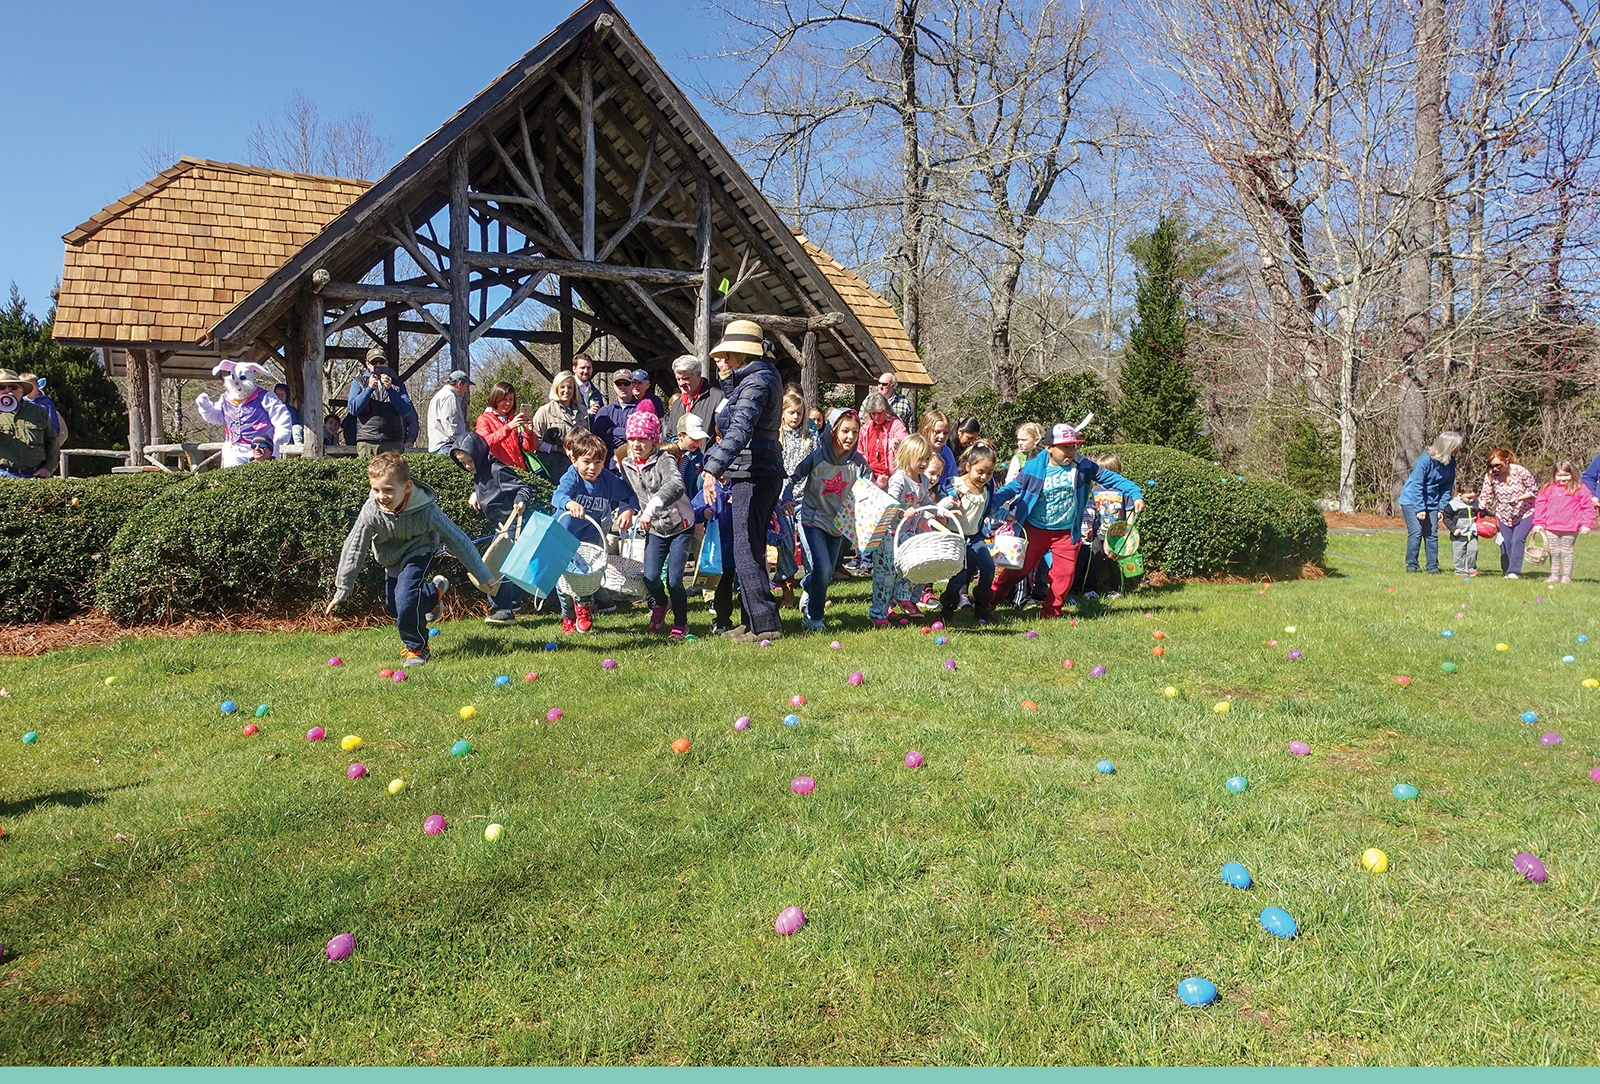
1086, 444, 1327, 578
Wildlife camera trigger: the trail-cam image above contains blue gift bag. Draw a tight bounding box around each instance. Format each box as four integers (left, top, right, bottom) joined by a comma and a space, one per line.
697, 520, 723, 575
499, 510, 580, 597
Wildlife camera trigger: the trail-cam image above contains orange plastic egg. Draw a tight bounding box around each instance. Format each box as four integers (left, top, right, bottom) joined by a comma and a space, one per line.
1021, 700, 1038, 711
1152, 646, 1164, 657
672, 738, 692, 754
1152, 630, 1165, 640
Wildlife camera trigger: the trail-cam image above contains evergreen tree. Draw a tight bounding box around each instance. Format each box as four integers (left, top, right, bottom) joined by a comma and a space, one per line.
1117, 217, 1212, 458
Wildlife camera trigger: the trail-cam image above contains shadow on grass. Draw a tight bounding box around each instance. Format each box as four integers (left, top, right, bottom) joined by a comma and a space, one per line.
0, 781, 144, 818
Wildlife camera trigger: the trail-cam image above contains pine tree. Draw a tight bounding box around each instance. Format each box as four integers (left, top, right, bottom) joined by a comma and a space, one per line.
1117, 217, 1212, 458
0, 284, 129, 464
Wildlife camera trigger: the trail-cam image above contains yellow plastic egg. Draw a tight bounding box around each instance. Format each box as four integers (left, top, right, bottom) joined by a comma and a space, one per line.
1164, 686, 1178, 698
387, 779, 405, 795
1496, 643, 1509, 652
484, 823, 504, 842
1361, 848, 1389, 873
1214, 701, 1231, 714
1583, 678, 1599, 689
341, 734, 363, 752
460, 705, 477, 721
103, 676, 117, 686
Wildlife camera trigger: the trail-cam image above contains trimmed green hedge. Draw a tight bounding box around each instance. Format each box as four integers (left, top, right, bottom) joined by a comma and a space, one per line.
94, 455, 552, 625
0, 473, 187, 623
1087, 444, 1327, 578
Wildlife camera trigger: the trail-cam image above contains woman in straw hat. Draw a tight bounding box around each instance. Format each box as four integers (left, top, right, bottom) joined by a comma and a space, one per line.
700, 319, 787, 643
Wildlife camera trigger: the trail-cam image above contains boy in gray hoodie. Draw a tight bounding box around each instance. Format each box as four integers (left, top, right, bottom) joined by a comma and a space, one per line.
787, 407, 869, 631
326, 452, 498, 666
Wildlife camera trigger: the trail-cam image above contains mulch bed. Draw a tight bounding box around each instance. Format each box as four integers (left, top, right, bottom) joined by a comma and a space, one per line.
1324, 511, 1404, 530
0, 609, 391, 658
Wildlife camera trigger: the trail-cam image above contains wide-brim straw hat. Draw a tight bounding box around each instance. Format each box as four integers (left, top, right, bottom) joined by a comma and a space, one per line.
710, 319, 766, 358
0, 369, 26, 387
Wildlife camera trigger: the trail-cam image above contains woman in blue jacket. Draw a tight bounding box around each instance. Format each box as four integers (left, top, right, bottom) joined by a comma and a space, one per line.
1398, 431, 1463, 573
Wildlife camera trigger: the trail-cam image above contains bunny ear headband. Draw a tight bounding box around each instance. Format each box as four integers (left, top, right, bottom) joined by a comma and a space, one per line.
212, 360, 276, 381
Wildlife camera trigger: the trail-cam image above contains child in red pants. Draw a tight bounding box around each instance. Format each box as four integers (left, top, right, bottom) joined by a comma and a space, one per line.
990, 423, 1144, 617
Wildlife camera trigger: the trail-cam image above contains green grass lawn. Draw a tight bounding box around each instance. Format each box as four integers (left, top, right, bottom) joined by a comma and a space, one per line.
2, 531, 1598, 1065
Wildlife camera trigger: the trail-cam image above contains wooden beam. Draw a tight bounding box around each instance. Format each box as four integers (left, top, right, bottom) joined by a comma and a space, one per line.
469, 270, 550, 343
527, 288, 662, 352
510, 338, 554, 381
283, 317, 306, 416
125, 348, 150, 467
560, 278, 574, 372
302, 295, 326, 458
147, 354, 164, 445
385, 253, 399, 368
694, 174, 714, 378
626, 280, 696, 353
320, 281, 453, 305
581, 56, 597, 261
398, 336, 449, 384
461, 251, 701, 285
801, 330, 820, 409
712, 312, 846, 334
382, 214, 449, 292
597, 164, 683, 263
449, 143, 473, 378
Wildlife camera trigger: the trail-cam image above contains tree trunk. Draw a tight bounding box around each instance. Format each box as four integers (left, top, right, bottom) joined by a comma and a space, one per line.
895, 0, 923, 353
125, 349, 151, 467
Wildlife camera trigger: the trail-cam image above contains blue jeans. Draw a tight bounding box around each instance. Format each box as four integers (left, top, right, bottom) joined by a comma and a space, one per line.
384, 552, 441, 652
491, 580, 522, 612
942, 536, 995, 611
731, 476, 783, 634
774, 507, 800, 581
798, 524, 846, 623
1400, 504, 1439, 572
1500, 516, 1534, 575
643, 530, 693, 627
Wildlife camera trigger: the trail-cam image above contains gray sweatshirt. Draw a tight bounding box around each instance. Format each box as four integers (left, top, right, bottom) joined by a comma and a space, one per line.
333, 480, 493, 599
788, 408, 870, 534
620, 448, 693, 536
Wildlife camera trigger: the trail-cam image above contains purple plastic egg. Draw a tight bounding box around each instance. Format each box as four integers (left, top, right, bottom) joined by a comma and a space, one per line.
944, 659, 957, 671
735, 716, 751, 731
1513, 852, 1547, 882
905, 750, 923, 768
1289, 741, 1311, 756
1591, 766, 1600, 783
1025, 630, 1038, 640
1090, 665, 1107, 677
774, 905, 806, 935
328, 657, 343, 667
848, 671, 864, 686
602, 658, 618, 670
1287, 649, 1303, 661
346, 763, 366, 780
324, 933, 354, 961
791, 776, 816, 795
306, 727, 326, 741
423, 814, 447, 835
1540, 732, 1562, 746
391, 671, 407, 683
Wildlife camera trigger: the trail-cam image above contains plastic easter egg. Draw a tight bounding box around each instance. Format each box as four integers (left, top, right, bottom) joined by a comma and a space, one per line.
1361, 848, 1388, 873
242, 724, 259, 736
1540, 732, 1562, 746
1225, 776, 1248, 793
761, 638, 773, 645
1025, 630, 1038, 639
546, 708, 563, 722
1441, 630, 1454, 638
306, 727, 325, 741
1287, 649, 1302, 661
1090, 665, 1107, 677
1220, 862, 1251, 889
341, 735, 363, 752
905, 751, 923, 768
379, 669, 394, 678
672, 738, 692, 754
830, 641, 841, 649
21, 731, 37, 744
423, 814, 447, 835
1259, 906, 1298, 938
388, 778, 405, 795
1214, 701, 1230, 714
791, 776, 816, 795
1521, 711, 1538, 724
543, 642, 558, 651
1152, 646, 1165, 658
935, 636, 948, 645
1513, 852, 1547, 882
932, 621, 945, 631
602, 659, 618, 670
1590, 766, 1600, 782
525, 672, 539, 682
1392, 783, 1418, 800
347, 763, 366, 780
392, 670, 407, 683
848, 671, 864, 686
790, 694, 806, 707
428, 629, 438, 638
735, 716, 751, 731
1096, 760, 1115, 774
1153, 630, 1165, 640
1021, 700, 1038, 711
328, 657, 343, 667
451, 740, 472, 756
920, 626, 931, 635
459, 706, 477, 721
1164, 686, 1177, 697
324, 933, 354, 961
1584, 678, 1599, 689
944, 659, 957, 671
783, 714, 800, 728
1496, 643, 1509, 651
1579, 635, 1589, 644
494, 675, 510, 686
255, 704, 270, 718
1062, 659, 1074, 669
1067, 619, 1077, 626
1289, 741, 1311, 755
220, 701, 237, 715
774, 905, 806, 935
1562, 655, 1576, 664
1177, 977, 1218, 1007
1284, 626, 1296, 633
1395, 676, 1411, 686
1440, 662, 1457, 673
484, 823, 503, 841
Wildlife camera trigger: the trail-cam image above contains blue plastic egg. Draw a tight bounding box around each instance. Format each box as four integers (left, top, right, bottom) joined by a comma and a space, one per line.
1392, 783, 1419, 800
783, 714, 800, 727
220, 700, 237, 714
1225, 776, 1248, 793
1579, 636, 1589, 644
1521, 711, 1538, 724
1562, 655, 1576, 664
1441, 630, 1454, 638
544, 642, 558, 651
1220, 862, 1252, 889
493, 675, 511, 686
1177, 977, 1218, 1006
451, 740, 471, 756
1259, 906, 1298, 938
1096, 759, 1114, 774
428, 628, 439, 638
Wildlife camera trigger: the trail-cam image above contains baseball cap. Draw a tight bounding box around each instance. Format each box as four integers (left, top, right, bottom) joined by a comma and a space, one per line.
612, 369, 635, 385
630, 368, 650, 383
448, 369, 474, 385
676, 413, 710, 441
1047, 423, 1085, 446
364, 347, 385, 364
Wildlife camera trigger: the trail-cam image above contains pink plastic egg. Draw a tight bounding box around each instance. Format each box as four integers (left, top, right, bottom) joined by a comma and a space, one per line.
546, 708, 563, 722
525, 672, 539, 682
734, 716, 751, 731
829, 641, 841, 649
848, 671, 864, 686
774, 905, 806, 935
347, 763, 366, 780
1590, 766, 1600, 782
905, 750, 923, 768
1068, 619, 1078, 626
423, 814, 447, 835
790, 695, 806, 707
932, 621, 944, 631
1025, 630, 1038, 640
1062, 659, 1074, 669
306, 727, 326, 741
324, 933, 354, 961
791, 776, 816, 795
392, 671, 407, 683
944, 659, 957, 671
1395, 675, 1411, 686
1289, 741, 1311, 756
328, 657, 343, 667
1090, 665, 1107, 677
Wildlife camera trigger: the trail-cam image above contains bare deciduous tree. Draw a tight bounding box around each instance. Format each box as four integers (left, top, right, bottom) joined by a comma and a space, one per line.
246, 91, 391, 180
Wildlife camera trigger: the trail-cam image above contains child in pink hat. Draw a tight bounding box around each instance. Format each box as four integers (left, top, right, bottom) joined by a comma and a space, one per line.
620, 402, 697, 638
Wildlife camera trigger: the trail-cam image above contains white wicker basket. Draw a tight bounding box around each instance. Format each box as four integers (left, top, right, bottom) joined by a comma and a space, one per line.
894, 505, 967, 583
604, 526, 649, 597
557, 512, 609, 597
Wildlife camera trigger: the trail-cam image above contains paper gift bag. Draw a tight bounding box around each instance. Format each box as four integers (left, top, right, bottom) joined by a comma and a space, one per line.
697, 519, 723, 575
499, 510, 580, 597
848, 477, 898, 554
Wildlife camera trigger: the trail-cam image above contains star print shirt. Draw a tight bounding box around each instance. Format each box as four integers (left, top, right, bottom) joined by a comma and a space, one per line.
789, 410, 871, 535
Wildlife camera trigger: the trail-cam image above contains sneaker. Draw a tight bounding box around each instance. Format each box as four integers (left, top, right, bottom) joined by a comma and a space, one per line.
1104, 592, 1121, 600
596, 602, 618, 615
872, 617, 890, 628
729, 628, 780, 644
400, 647, 429, 667
1562, 576, 1572, 583
425, 574, 450, 621
560, 616, 576, 634
1546, 575, 1560, 583
575, 604, 594, 633
1085, 590, 1099, 600
649, 605, 669, 633
919, 586, 939, 609
709, 620, 734, 636
802, 616, 825, 632
719, 624, 748, 639
895, 600, 922, 617
669, 626, 687, 641
483, 609, 516, 626
1468, 569, 1479, 577
1505, 572, 1520, 579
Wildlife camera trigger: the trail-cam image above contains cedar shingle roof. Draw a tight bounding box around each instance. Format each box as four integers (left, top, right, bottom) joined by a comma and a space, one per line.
54, 158, 370, 348
795, 234, 930, 387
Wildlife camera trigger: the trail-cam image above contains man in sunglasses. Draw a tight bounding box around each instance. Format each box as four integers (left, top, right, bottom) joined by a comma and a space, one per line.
0, 369, 59, 479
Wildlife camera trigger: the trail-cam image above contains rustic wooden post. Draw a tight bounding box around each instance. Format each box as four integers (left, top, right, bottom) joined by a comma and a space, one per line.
581, 57, 597, 261
449, 144, 472, 379
283, 318, 306, 426
694, 174, 713, 378
384, 253, 399, 367
147, 354, 164, 445
302, 295, 326, 458
560, 277, 574, 372
125, 348, 150, 466
801, 330, 820, 410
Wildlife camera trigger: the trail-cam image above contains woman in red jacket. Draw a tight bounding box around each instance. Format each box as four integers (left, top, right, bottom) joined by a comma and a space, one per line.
474, 382, 535, 469
858, 390, 908, 487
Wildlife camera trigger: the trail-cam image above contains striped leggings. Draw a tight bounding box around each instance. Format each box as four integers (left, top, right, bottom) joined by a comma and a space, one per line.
1547, 531, 1577, 579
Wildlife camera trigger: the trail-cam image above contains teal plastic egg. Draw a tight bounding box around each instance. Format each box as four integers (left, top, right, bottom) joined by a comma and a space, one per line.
1220, 862, 1251, 889
1259, 906, 1297, 938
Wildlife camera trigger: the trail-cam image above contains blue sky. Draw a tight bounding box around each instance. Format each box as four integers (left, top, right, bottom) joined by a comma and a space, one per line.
0, 0, 727, 316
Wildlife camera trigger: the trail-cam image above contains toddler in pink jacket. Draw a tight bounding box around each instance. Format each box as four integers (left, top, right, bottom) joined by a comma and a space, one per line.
1531, 459, 1595, 583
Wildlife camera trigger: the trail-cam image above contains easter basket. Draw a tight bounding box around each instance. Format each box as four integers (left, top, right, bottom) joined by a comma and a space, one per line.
848, 477, 899, 554
990, 527, 1027, 570
894, 505, 967, 583
604, 526, 649, 598
556, 512, 609, 598
1524, 526, 1550, 566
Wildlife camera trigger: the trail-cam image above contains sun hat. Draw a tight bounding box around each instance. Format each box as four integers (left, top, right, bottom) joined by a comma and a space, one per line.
1047, 423, 1085, 446
676, 412, 709, 441
710, 319, 767, 358
0, 369, 25, 388
625, 400, 661, 442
